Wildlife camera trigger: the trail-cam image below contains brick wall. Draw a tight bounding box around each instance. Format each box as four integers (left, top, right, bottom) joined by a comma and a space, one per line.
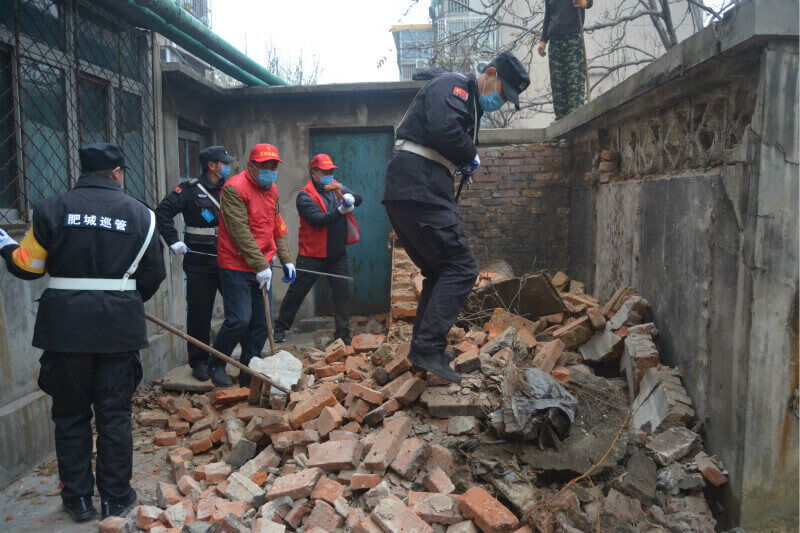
458, 142, 571, 276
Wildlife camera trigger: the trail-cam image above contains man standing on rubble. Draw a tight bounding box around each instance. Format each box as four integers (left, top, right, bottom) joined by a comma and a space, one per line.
274, 153, 362, 345
0, 143, 165, 522
209, 143, 296, 387
382, 51, 530, 383
155, 146, 235, 382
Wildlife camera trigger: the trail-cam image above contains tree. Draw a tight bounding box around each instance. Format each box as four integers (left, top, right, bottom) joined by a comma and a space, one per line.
264, 41, 323, 86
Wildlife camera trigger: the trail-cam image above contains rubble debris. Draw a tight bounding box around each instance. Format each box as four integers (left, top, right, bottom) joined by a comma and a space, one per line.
465, 273, 566, 321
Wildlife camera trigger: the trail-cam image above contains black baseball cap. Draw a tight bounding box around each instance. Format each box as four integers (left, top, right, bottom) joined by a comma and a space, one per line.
79, 143, 128, 171
486, 51, 531, 110
199, 146, 235, 165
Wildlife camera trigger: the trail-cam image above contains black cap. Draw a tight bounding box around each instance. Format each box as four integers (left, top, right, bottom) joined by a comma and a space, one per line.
199, 146, 235, 166
486, 51, 531, 110
79, 143, 127, 171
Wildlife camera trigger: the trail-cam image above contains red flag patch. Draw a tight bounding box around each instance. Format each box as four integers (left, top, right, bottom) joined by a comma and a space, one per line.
452, 86, 468, 100
173, 186, 182, 193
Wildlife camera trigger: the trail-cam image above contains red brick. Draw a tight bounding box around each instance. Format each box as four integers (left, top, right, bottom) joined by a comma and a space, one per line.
139, 410, 169, 427
551, 366, 570, 383
346, 398, 372, 423
189, 434, 212, 455
314, 364, 337, 378
371, 494, 433, 533
156, 482, 183, 507
311, 477, 345, 504
385, 351, 413, 378
169, 454, 185, 481
305, 500, 345, 531
211, 388, 250, 406
136, 505, 162, 530
342, 421, 362, 433
155, 431, 178, 447
272, 430, 320, 452
392, 377, 426, 406
364, 416, 413, 471
308, 439, 363, 471
352, 334, 386, 353
284, 498, 312, 529
262, 413, 291, 435
168, 418, 190, 436
250, 471, 268, 486
353, 516, 384, 533
390, 437, 430, 479
454, 351, 481, 373
460, 486, 520, 532
454, 341, 479, 355
350, 473, 382, 490
204, 462, 231, 484
289, 392, 337, 429
177, 475, 202, 496
317, 406, 343, 437
424, 467, 455, 494
178, 406, 203, 423
696, 453, 728, 486
380, 372, 414, 398
345, 354, 368, 372
349, 383, 385, 405
325, 338, 347, 363
492, 347, 513, 364
532, 340, 565, 374
267, 468, 323, 500
552, 316, 593, 349
424, 444, 457, 476
99, 516, 134, 533
516, 329, 538, 351
586, 306, 606, 330
408, 491, 463, 524
236, 406, 271, 423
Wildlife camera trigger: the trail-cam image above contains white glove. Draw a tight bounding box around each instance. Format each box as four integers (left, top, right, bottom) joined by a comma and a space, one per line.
170, 241, 188, 254
342, 193, 355, 207
338, 204, 354, 214
256, 267, 272, 290
0, 228, 18, 249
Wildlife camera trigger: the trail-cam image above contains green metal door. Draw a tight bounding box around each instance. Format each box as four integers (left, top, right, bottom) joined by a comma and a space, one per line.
310, 129, 394, 314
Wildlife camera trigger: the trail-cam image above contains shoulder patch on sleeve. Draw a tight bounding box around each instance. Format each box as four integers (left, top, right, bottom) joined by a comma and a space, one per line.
188, 178, 198, 185
452, 86, 468, 100
173, 186, 182, 193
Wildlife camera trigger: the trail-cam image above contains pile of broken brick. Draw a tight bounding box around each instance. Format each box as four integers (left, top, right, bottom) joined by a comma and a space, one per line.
99, 272, 730, 533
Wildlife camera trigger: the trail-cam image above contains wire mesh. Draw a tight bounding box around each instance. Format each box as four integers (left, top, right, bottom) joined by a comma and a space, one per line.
0, 0, 157, 227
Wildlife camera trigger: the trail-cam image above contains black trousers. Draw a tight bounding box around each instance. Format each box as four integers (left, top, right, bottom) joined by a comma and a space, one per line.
384, 201, 479, 356
275, 254, 352, 341
37, 351, 142, 503
185, 270, 221, 367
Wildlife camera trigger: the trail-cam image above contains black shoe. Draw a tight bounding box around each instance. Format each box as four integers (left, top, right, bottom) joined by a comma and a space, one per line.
191, 363, 210, 381
101, 489, 138, 519
408, 351, 462, 383
238, 372, 251, 388
62, 496, 96, 522
209, 365, 233, 387
338, 336, 352, 347
411, 350, 456, 372
273, 329, 287, 343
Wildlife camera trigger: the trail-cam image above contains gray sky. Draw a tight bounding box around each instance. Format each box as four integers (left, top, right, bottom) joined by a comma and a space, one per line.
212, 0, 430, 84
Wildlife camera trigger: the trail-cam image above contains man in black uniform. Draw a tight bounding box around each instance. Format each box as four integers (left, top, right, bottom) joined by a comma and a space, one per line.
274, 153, 363, 345
155, 145, 235, 381
0, 143, 165, 522
382, 51, 530, 383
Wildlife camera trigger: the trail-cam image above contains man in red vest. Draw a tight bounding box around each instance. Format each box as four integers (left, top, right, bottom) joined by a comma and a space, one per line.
274, 153, 362, 345
209, 143, 296, 387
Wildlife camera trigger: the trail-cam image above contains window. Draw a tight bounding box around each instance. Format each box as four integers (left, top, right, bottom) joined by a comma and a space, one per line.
118, 91, 146, 202
178, 129, 204, 180
448, 0, 468, 13
78, 77, 109, 146
2, 0, 67, 51
0, 49, 14, 208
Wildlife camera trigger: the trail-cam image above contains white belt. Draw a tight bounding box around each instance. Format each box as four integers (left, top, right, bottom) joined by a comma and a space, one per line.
186, 226, 218, 236
47, 209, 156, 292
395, 139, 457, 173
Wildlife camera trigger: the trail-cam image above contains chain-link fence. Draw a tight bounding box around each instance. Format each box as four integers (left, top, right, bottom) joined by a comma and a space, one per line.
0, 0, 157, 228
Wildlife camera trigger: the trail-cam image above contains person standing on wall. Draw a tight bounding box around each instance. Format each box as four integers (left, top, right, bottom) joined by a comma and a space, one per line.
538, 0, 593, 119
382, 52, 530, 383
209, 143, 296, 388
274, 153, 362, 346
0, 143, 165, 522
155, 146, 235, 382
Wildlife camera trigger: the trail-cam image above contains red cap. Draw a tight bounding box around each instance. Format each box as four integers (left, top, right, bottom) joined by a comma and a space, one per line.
310, 153, 338, 170
249, 143, 283, 163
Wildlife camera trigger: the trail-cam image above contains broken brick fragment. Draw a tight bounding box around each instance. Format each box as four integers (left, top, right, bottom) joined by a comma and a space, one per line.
267, 468, 324, 500
460, 486, 520, 533
138, 410, 169, 427
211, 388, 250, 406
311, 476, 345, 504
363, 416, 412, 471
289, 392, 337, 429
352, 334, 386, 353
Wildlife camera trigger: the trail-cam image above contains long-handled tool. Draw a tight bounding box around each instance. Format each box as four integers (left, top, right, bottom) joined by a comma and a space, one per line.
144, 312, 288, 395
183, 250, 353, 281
248, 287, 278, 405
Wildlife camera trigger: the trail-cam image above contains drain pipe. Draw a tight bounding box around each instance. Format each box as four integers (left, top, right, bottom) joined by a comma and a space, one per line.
93, 0, 286, 87
138, 0, 287, 87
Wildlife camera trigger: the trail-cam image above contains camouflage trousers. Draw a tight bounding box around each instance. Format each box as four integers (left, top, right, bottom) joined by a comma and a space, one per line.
548, 32, 587, 119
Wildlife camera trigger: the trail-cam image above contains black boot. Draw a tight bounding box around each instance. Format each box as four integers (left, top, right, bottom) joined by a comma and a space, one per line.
101, 489, 138, 519
408, 350, 462, 383
273, 328, 287, 343
208, 365, 233, 387
62, 496, 96, 522
191, 363, 209, 381
238, 372, 251, 388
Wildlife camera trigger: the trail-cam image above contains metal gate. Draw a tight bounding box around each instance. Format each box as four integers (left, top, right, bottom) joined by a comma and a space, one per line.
309, 129, 394, 315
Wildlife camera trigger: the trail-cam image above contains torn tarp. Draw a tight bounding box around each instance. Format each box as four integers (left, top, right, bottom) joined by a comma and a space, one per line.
490, 363, 578, 449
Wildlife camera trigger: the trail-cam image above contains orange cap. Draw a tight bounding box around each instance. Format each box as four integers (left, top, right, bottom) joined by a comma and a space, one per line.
249, 143, 283, 163
310, 153, 338, 170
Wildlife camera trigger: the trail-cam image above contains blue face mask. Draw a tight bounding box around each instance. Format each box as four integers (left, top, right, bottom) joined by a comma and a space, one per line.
255, 169, 277, 187
218, 164, 231, 179
319, 174, 334, 186
479, 77, 505, 113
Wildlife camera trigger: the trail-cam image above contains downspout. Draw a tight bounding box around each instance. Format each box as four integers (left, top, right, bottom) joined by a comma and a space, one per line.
92, 0, 286, 87
139, 0, 287, 87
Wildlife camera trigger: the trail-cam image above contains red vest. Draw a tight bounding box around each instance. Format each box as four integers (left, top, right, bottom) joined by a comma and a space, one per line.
217, 170, 289, 272
298, 179, 359, 258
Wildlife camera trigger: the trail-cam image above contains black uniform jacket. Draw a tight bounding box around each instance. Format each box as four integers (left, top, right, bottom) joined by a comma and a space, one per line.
155, 173, 222, 273
297, 181, 363, 262
382, 72, 483, 211
0, 173, 166, 353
